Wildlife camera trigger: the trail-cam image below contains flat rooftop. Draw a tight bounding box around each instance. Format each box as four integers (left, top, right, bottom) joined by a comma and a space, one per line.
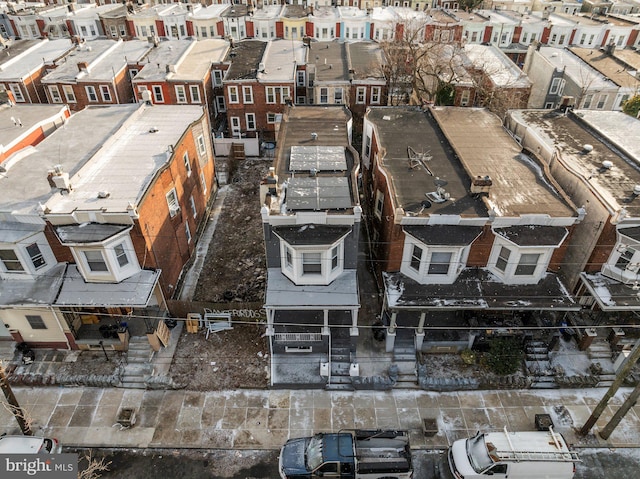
259, 40, 306, 83
366, 107, 487, 217
464, 44, 531, 88
347, 42, 385, 81
273, 106, 358, 211
512, 109, 640, 217
431, 107, 575, 218
225, 40, 267, 81
0, 39, 73, 81
537, 47, 616, 90
311, 42, 348, 82
570, 47, 640, 89
42, 39, 150, 83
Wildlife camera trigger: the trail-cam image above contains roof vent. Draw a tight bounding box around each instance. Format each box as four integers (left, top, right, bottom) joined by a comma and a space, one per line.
149, 126, 158, 133
97, 191, 110, 198
602, 160, 613, 170
634, 185, 640, 196
311, 132, 318, 141
583, 144, 593, 153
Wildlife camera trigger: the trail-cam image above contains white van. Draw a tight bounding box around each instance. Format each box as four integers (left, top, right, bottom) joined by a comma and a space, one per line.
0, 435, 62, 454
448, 428, 579, 479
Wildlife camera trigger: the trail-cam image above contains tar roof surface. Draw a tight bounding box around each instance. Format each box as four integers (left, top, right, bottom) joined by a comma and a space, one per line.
42, 39, 151, 82
366, 107, 487, 217
0, 39, 73, 81
431, 107, 575, 218
347, 42, 385, 81
44, 104, 204, 214
613, 49, 640, 70
570, 47, 640, 88
513, 109, 640, 217
0, 40, 42, 63
310, 42, 348, 82
225, 40, 268, 81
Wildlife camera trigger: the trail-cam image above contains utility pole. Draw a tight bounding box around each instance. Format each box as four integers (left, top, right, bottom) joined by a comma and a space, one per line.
599, 380, 640, 440
0, 361, 33, 436
580, 338, 640, 436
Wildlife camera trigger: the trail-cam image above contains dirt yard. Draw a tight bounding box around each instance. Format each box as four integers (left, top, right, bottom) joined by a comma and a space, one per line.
169, 158, 272, 391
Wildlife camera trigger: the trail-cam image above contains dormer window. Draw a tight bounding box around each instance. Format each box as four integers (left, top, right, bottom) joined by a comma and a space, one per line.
0, 224, 56, 279
602, 232, 640, 284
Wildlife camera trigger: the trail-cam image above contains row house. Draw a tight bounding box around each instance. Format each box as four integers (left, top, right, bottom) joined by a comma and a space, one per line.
0, 103, 70, 166
506, 109, 640, 352
524, 45, 622, 110
261, 106, 362, 389
0, 38, 74, 105
361, 106, 580, 375
40, 38, 151, 111
131, 38, 229, 118
463, 43, 532, 116
0, 102, 217, 353
569, 46, 640, 109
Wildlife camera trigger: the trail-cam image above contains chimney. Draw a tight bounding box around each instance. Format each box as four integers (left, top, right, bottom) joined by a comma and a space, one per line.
48, 165, 72, 192
77, 61, 89, 72
470, 175, 492, 194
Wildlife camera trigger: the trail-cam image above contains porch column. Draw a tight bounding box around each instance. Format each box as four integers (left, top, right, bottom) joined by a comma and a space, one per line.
386, 311, 397, 353
415, 312, 426, 351
322, 309, 330, 336
350, 308, 359, 336
265, 308, 275, 336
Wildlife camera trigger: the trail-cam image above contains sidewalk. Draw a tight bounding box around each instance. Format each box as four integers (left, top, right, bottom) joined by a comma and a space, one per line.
2, 386, 639, 451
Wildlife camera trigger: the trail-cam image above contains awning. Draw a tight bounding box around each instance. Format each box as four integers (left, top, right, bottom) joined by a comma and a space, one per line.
384, 268, 578, 311
580, 272, 640, 311
265, 269, 359, 309
55, 265, 161, 307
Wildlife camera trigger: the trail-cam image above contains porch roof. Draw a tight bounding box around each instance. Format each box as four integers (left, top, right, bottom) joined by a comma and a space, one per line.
265, 269, 358, 309
383, 269, 578, 311
55, 265, 161, 307
579, 272, 640, 311
0, 263, 66, 307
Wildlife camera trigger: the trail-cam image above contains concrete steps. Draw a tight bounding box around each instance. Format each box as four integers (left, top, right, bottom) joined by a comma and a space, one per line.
525, 339, 556, 388
327, 344, 353, 391
120, 337, 153, 389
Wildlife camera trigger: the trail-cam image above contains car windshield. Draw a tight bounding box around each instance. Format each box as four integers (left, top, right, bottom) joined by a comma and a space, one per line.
306, 436, 324, 471
467, 435, 493, 473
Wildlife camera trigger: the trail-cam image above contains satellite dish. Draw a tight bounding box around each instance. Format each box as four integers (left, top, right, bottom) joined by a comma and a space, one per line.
404, 200, 432, 215
434, 177, 448, 187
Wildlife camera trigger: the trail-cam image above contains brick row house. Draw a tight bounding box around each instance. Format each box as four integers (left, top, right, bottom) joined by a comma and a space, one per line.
261, 106, 362, 389
506, 109, 640, 355
131, 38, 229, 118
0, 102, 217, 354
40, 39, 152, 112
0, 39, 74, 106
360, 106, 581, 384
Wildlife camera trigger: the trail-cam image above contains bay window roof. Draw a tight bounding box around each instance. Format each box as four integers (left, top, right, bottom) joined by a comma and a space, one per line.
493, 225, 568, 247
55, 223, 131, 244
618, 227, 640, 242
403, 225, 483, 246
273, 224, 350, 245
0, 221, 43, 243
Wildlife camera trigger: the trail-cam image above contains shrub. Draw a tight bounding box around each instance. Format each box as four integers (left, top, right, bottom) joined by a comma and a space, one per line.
460, 348, 476, 365
484, 338, 523, 376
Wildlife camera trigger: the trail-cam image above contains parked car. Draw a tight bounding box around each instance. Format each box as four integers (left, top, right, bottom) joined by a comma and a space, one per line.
0, 435, 62, 454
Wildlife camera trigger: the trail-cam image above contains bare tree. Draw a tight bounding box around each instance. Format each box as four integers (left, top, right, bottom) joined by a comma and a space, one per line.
1, 400, 34, 435
78, 450, 112, 479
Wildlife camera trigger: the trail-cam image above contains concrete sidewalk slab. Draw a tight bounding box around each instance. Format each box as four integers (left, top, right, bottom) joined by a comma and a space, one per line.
2, 386, 640, 451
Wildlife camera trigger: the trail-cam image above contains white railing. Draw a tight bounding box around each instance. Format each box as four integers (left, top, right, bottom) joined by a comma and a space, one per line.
274, 332, 322, 342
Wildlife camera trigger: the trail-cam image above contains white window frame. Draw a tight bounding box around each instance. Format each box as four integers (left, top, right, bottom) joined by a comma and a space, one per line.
460, 90, 470, 106
334, 87, 343, 104
183, 152, 191, 176
213, 70, 224, 86
596, 94, 608, 109
216, 96, 226, 112
243, 86, 253, 104
185, 222, 192, 244
297, 70, 306, 86
62, 85, 76, 103
70, 234, 140, 283
267, 113, 277, 124
228, 86, 239, 104
85, 85, 98, 102
200, 172, 207, 194
374, 190, 384, 219
196, 134, 206, 156
319, 87, 328, 104
175, 85, 187, 103
99, 85, 112, 102
166, 188, 180, 217
371, 87, 381, 104
356, 87, 366, 104
549, 78, 562, 95
48, 85, 63, 103
488, 238, 552, 284
279, 239, 345, 286
0, 248, 24, 272
152, 85, 164, 103
189, 85, 201, 103
190, 195, 197, 218
246, 113, 256, 131
400, 235, 465, 285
